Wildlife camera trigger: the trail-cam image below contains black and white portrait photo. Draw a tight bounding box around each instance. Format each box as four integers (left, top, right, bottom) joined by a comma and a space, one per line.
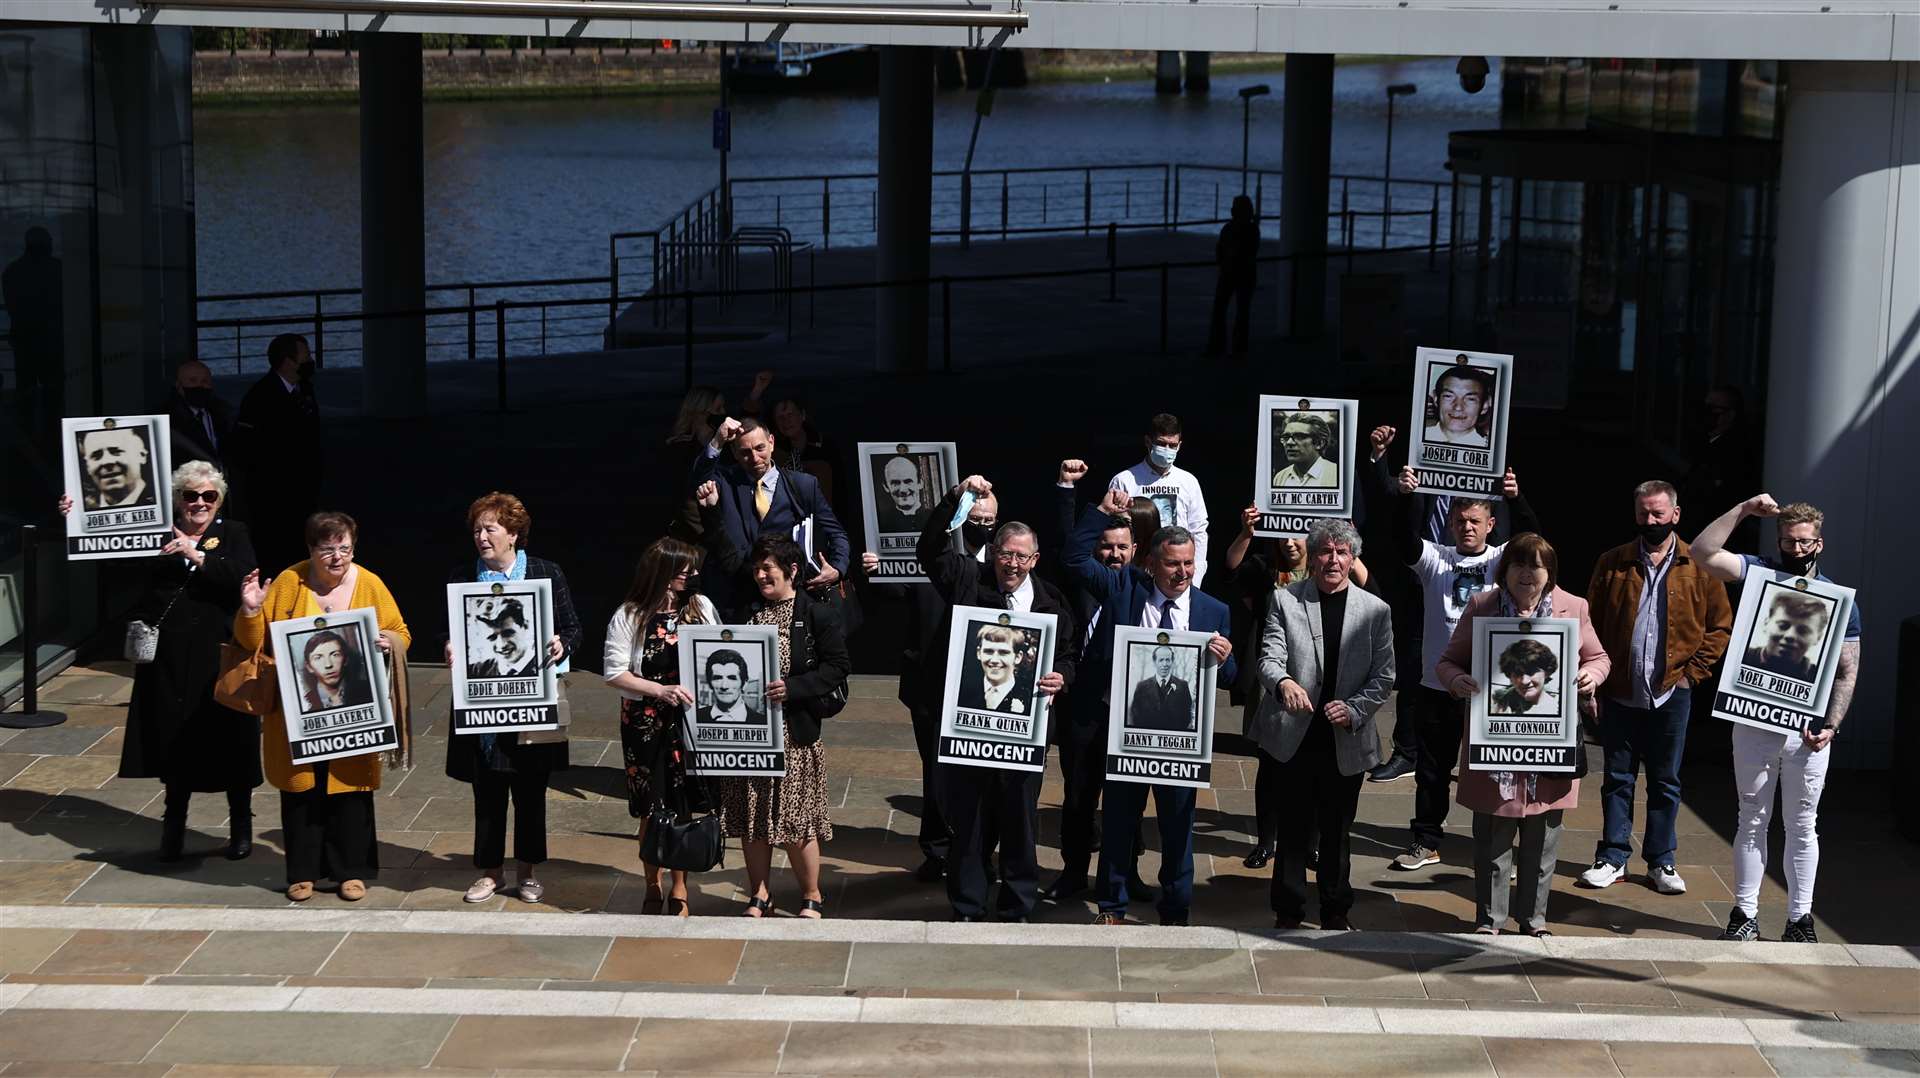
61, 415, 176, 559
1103, 626, 1219, 787
1421, 360, 1497, 450
464, 593, 539, 680
873, 452, 939, 534
857, 441, 958, 583
1741, 583, 1837, 685
291, 623, 375, 717
74, 423, 156, 511
268, 608, 399, 765
1467, 616, 1580, 773
694, 643, 769, 727
1713, 566, 1855, 735
956, 619, 1042, 717
1404, 347, 1514, 499
1253, 396, 1358, 537
1124, 640, 1199, 733
937, 606, 1059, 773
1489, 635, 1563, 717
1270, 409, 1340, 489
445, 579, 559, 728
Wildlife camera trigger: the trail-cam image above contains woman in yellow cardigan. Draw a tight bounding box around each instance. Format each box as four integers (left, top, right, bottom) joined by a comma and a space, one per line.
236, 511, 410, 902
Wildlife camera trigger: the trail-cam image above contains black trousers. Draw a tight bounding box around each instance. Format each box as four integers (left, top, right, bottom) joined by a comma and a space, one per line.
1207, 276, 1254, 355
1252, 745, 1284, 849
1055, 712, 1106, 869
1273, 741, 1364, 920
473, 766, 551, 869
907, 700, 952, 862
943, 764, 1042, 920
163, 784, 253, 825
1408, 685, 1464, 850
280, 765, 378, 886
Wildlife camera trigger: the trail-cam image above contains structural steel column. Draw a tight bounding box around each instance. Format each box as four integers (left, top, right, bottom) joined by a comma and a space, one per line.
1155, 51, 1182, 95
359, 32, 428, 417
875, 45, 935, 373
1278, 53, 1334, 340
1764, 60, 1919, 767
1183, 51, 1211, 94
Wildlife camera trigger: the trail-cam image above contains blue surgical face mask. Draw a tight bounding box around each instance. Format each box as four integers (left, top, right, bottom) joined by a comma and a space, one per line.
1149, 445, 1179, 469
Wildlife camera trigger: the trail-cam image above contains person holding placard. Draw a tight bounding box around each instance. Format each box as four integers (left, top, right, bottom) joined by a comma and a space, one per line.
918, 475, 1078, 923
1435, 533, 1608, 936
444, 492, 581, 906
1692, 494, 1862, 943
235, 511, 410, 903
1107, 413, 1210, 587
605, 537, 717, 918
689, 416, 849, 614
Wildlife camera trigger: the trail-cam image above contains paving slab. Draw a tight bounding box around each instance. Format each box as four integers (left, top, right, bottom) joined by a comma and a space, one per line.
596, 938, 744, 984
432, 1014, 640, 1071
780, 1019, 1089, 1077
1483, 1035, 1620, 1076
1089, 1027, 1217, 1077
177, 930, 346, 977
1212, 1029, 1494, 1076
35, 929, 208, 976
320, 930, 612, 981
0, 1009, 185, 1064
848, 941, 1117, 993
1117, 947, 1259, 994
732, 940, 852, 988
146, 1012, 457, 1068
623, 1017, 788, 1073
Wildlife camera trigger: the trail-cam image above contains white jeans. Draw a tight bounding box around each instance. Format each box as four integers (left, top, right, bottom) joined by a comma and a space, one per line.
1731, 724, 1830, 920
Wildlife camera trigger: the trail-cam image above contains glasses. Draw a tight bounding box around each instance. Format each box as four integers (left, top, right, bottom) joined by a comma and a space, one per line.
993, 551, 1038, 565
1781, 537, 1823, 551
1279, 433, 1314, 442
180, 490, 220, 504
313, 545, 354, 559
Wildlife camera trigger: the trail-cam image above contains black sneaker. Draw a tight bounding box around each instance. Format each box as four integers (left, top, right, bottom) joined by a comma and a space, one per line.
1718, 908, 1759, 942
1781, 915, 1819, 943
1368, 755, 1415, 783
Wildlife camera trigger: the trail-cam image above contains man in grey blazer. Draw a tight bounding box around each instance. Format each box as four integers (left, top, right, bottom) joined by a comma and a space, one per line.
1252, 519, 1396, 930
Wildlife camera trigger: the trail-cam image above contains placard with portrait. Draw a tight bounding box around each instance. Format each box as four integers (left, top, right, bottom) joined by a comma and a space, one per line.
446, 579, 560, 735
269, 607, 398, 765
1403, 347, 1513, 499
676, 623, 786, 777
857, 441, 958, 584
1713, 564, 1856, 735
60, 415, 174, 560
1467, 616, 1582, 773
1104, 626, 1219, 788
936, 606, 1059, 773
1252, 395, 1359, 538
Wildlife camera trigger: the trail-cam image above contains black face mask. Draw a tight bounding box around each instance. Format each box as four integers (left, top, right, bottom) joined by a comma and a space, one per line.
1778, 551, 1818, 576
962, 522, 993, 550
181, 386, 215, 409
297, 359, 315, 383
1636, 522, 1676, 548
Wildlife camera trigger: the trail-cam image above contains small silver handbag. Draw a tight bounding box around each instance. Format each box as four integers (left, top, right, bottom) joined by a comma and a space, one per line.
125, 567, 198, 665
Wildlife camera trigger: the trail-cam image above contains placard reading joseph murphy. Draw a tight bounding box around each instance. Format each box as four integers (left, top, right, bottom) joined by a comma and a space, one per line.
936, 606, 1059, 773
446, 579, 560, 735
60, 415, 174, 560
857, 441, 957, 584
1712, 564, 1856, 736
1403, 347, 1514, 499
1467, 616, 1582, 773
676, 623, 786, 777
1252, 395, 1359, 538
1104, 626, 1219, 789
269, 607, 398, 765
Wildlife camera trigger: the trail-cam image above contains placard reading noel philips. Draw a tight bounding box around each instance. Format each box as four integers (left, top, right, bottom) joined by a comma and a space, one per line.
60, 415, 174, 560
857, 441, 957, 585
269, 607, 398, 765
1104, 626, 1218, 788
446, 579, 560, 735
1252, 395, 1359, 538
1467, 616, 1582, 773
676, 624, 786, 777
1712, 564, 1856, 735
936, 606, 1058, 773
1404, 348, 1513, 498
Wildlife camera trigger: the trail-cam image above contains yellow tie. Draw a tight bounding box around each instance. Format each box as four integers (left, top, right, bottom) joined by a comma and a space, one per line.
754, 482, 771, 521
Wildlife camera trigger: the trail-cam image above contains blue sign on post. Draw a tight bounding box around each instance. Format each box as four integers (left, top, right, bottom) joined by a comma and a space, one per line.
712, 108, 732, 152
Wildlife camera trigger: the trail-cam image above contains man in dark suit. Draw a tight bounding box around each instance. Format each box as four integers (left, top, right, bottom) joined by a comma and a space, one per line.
919, 474, 1078, 924
1128, 646, 1196, 731
691, 417, 850, 615
232, 334, 321, 575
1066, 488, 1237, 927
169, 359, 234, 473
694, 648, 767, 726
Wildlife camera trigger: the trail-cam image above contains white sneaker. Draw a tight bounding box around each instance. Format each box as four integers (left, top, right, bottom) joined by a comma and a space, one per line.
1579, 861, 1624, 889
1649, 865, 1687, 895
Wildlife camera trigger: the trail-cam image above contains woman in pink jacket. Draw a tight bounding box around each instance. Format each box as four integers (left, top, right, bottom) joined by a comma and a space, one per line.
1435, 533, 1609, 936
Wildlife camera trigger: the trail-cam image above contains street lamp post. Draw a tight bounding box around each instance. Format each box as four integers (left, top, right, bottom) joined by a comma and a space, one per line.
1238, 83, 1270, 196
1383, 82, 1416, 247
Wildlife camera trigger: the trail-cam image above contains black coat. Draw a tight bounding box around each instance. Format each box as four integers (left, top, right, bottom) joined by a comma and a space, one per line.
169, 392, 236, 473
120, 518, 262, 791
443, 554, 583, 781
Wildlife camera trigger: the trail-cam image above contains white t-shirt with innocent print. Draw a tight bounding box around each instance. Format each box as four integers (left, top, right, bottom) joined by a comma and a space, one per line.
1109, 460, 1210, 586
1413, 539, 1507, 691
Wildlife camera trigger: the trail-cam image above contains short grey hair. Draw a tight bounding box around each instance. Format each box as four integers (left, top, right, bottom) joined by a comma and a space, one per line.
994, 521, 1036, 548
1633, 479, 1679, 507
1305, 519, 1363, 558
1148, 525, 1196, 558
172, 460, 228, 502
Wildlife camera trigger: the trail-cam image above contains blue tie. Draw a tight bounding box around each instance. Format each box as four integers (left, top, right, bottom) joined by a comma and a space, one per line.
1158, 599, 1175, 629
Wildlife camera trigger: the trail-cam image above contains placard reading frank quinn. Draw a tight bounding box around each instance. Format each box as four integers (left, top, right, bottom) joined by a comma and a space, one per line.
446, 579, 559, 735
1403, 347, 1513, 499
676, 624, 786, 777
1104, 626, 1219, 789
60, 415, 174, 560
269, 607, 398, 765
857, 441, 957, 584
936, 606, 1059, 773
1712, 564, 1856, 735
1467, 616, 1582, 773
1253, 395, 1359, 538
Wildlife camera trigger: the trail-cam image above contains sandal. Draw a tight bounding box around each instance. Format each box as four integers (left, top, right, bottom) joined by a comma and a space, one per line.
798, 898, 825, 920
666, 896, 691, 919
339, 879, 367, 902
742, 895, 773, 918
287, 881, 315, 902
641, 886, 665, 915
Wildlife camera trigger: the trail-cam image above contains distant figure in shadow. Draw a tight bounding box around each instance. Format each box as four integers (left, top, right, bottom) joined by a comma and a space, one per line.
2, 227, 65, 427
1206, 195, 1259, 357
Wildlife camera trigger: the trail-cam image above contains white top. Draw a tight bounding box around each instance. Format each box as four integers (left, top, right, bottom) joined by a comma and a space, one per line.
1137, 586, 1191, 631
602, 594, 718, 701
1108, 460, 1210, 585
1411, 539, 1507, 691
1273, 456, 1337, 488
1001, 573, 1034, 613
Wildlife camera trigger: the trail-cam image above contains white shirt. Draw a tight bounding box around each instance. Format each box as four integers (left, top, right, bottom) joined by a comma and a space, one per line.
602, 595, 717, 701
1412, 539, 1506, 691
1273, 456, 1337, 488
707, 700, 750, 722
1138, 587, 1190, 631
1001, 573, 1034, 613
703, 443, 782, 507
1108, 460, 1210, 585
277, 372, 299, 394
980, 676, 1017, 710
1423, 423, 1489, 448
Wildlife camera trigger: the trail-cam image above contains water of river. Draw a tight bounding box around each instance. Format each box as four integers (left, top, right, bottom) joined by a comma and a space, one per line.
193, 56, 1499, 297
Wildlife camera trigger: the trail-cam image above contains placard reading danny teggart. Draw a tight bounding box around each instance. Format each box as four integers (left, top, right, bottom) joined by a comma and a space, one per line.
1104, 625, 1219, 788
1403, 347, 1513, 499
1712, 563, 1856, 735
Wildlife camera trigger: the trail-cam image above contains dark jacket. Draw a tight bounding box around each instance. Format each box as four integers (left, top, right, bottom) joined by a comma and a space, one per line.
690, 446, 851, 611
443, 553, 583, 781
169, 391, 236, 473
1586, 537, 1733, 701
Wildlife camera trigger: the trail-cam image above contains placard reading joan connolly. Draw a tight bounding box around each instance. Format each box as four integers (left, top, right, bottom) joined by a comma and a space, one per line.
935, 606, 1059, 773
857, 441, 957, 585
676, 623, 786, 777
1712, 564, 1856, 736
446, 579, 560, 735
1466, 616, 1582, 773
1252, 395, 1359, 538
1403, 347, 1513, 499
269, 607, 398, 765
60, 415, 174, 560
1104, 626, 1219, 789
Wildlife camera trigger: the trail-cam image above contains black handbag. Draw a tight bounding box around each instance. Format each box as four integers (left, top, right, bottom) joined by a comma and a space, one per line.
639, 750, 725, 872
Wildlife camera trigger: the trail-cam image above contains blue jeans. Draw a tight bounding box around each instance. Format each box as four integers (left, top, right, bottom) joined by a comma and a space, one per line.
1595, 688, 1690, 870
1097, 781, 1195, 919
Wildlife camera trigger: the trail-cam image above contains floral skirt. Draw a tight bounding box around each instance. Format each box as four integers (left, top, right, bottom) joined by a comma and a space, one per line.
620, 697, 688, 818
717, 736, 832, 845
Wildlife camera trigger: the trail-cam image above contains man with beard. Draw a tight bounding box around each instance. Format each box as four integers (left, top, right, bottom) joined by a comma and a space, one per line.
468, 598, 539, 680
301, 630, 372, 714
695, 648, 765, 726
1128, 645, 1196, 731
1423, 366, 1494, 448
875, 455, 931, 534
1692, 494, 1861, 944
1273, 413, 1338, 489
1491, 639, 1560, 716
234, 334, 322, 574
78, 426, 152, 510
